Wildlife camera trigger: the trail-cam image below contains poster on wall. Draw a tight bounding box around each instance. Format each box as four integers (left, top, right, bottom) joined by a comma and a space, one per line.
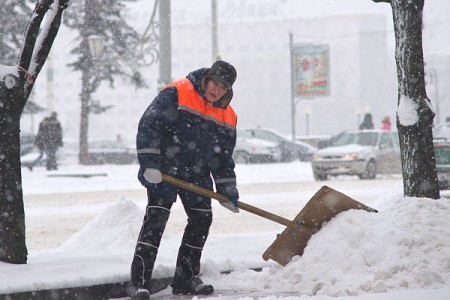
292, 44, 330, 98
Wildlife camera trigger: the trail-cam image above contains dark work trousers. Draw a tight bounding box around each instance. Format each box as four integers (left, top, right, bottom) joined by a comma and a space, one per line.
30, 148, 44, 168
130, 181, 213, 289
45, 147, 58, 170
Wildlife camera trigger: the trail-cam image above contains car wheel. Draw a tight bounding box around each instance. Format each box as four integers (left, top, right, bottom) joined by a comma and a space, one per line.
313, 172, 328, 181
360, 160, 376, 180
234, 151, 251, 164
297, 150, 310, 161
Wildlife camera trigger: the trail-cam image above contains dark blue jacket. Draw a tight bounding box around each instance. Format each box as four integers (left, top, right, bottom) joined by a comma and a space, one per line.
136, 68, 239, 201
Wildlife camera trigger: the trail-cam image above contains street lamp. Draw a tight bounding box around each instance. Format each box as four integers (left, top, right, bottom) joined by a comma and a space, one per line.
79, 34, 105, 164
356, 107, 362, 127
362, 105, 371, 114
88, 35, 105, 59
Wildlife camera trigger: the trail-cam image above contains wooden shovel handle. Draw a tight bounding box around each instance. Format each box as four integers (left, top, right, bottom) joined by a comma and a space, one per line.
161, 174, 292, 227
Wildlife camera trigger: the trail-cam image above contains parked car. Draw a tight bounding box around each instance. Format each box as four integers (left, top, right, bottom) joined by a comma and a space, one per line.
311, 130, 401, 180
86, 140, 137, 165
244, 128, 316, 162
433, 138, 450, 190
233, 130, 282, 164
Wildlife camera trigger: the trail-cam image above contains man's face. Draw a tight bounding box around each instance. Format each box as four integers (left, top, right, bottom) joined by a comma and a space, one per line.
204, 80, 228, 103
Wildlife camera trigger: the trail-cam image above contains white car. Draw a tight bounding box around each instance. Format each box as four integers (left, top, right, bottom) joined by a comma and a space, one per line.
311, 130, 401, 180
233, 130, 282, 164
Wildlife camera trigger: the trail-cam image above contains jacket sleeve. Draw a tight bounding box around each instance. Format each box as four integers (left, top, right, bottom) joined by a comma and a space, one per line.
211, 127, 239, 200
136, 87, 179, 184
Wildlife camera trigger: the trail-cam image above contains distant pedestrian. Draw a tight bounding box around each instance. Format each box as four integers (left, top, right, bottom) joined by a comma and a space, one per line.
381, 116, 391, 131
37, 112, 63, 170
359, 113, 374, 130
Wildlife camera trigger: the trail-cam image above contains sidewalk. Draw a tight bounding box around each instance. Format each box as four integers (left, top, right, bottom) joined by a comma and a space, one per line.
0, 278, 171, 300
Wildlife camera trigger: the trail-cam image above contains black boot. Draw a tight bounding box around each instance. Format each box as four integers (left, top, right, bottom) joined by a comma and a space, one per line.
132, 288, 150, 300
172, 276, 214, 295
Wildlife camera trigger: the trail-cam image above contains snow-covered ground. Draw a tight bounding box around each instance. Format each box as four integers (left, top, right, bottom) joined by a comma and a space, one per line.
0, 161, 449, 299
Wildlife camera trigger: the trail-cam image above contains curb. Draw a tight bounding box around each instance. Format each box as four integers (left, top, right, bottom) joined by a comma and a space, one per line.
0, 277, 172, 300
0, 268, 263, 299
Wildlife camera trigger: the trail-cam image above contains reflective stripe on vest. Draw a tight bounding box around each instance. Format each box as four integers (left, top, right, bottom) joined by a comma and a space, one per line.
164, 78, 237, 129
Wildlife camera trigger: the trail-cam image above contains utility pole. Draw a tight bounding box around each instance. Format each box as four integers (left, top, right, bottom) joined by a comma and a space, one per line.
211, 0, 219, 61
290, 33, 296, 141
159, 0, 172, 87
46, 54, 55, 112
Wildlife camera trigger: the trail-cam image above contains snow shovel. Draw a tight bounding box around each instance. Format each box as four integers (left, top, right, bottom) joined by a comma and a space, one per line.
162, 174, 377, 266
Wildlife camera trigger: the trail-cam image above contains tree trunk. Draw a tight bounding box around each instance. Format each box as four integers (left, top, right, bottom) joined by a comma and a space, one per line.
0, 82, 28, 264
0, 0, 69, 264
391, 0, 439, 199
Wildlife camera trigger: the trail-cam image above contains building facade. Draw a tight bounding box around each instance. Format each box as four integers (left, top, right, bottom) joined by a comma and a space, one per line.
25, 1, 402, 147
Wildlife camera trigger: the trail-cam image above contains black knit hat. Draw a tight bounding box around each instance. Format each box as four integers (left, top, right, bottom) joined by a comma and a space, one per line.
207, 60, 237, 89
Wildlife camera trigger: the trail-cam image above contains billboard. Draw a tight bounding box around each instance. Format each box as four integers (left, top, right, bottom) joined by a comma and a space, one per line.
292, 44, 330, 97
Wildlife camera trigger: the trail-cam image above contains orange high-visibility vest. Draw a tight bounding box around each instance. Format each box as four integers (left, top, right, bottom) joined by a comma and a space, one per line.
164, 78, 237, 130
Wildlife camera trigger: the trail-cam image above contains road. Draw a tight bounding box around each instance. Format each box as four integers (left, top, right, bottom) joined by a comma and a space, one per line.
24, 176, 403, 252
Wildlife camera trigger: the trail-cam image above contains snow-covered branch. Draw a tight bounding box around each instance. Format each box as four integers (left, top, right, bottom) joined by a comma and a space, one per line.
17, 0, 54, 79
26, 0, 69, 97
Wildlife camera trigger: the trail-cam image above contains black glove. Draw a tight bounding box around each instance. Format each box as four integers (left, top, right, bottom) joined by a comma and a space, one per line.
220, 197, 239, 213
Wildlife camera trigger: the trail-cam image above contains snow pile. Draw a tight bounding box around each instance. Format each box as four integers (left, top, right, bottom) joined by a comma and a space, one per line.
57, 197, 143, 255
201, 197, 450, 297
52, 193, 450, 298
